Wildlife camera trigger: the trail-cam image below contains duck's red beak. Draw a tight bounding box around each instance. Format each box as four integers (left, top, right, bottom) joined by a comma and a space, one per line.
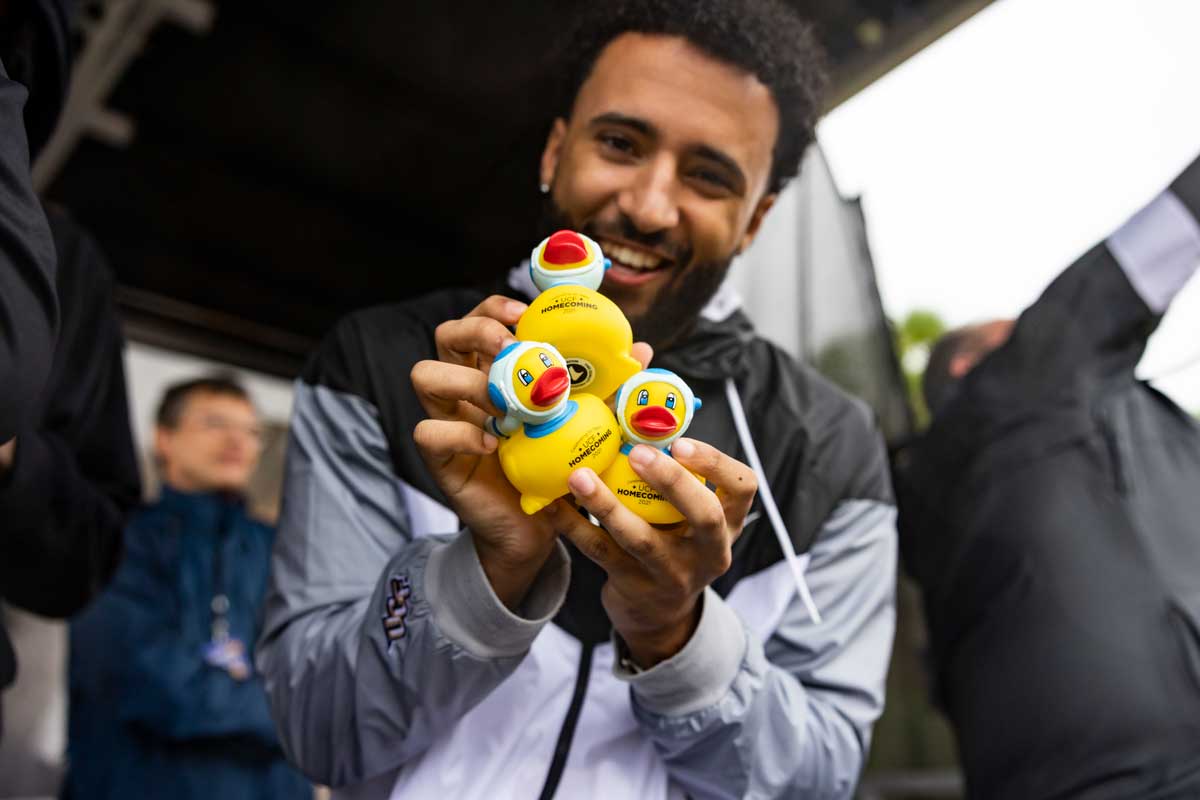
544, 230, 588, 265
530, 366, 569, 407
631, 406, 678, 437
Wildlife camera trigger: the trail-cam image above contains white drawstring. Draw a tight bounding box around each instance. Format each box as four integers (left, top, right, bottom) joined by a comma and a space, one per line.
724, 377, 823, 624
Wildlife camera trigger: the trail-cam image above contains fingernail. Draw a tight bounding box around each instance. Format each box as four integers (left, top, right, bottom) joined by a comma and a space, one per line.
629, 445, 656, 468
506, 300, 528, 317
568, 469, 596, 495
672, 439, 695, 458
482, 432, 498, 451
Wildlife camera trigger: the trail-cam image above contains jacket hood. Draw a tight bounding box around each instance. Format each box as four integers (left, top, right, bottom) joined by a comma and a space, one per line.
1, 0, 76, 158
653, 308, 757, 381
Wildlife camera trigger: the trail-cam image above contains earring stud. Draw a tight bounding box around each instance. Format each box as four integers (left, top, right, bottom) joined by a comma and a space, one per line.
539, 182, 550, 194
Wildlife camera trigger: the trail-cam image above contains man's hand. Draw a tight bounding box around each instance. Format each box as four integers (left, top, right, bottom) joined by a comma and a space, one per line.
411, 295, 652, 610
412, 296, 555, 609
558, 438, 756, 667
0, 437, 15, 477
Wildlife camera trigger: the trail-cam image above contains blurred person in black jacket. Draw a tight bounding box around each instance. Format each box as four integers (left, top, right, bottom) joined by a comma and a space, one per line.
896, 153, 1200, 799
0, 0, 64, 444
0, 0, 140, 737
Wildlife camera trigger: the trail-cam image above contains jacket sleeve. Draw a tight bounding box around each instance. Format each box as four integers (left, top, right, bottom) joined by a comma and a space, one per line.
0, 60, 58, 442
100, 524, 282, 749
0, 217, 140, 617
255, 378, 571, 787
1106, 154, 1200, 317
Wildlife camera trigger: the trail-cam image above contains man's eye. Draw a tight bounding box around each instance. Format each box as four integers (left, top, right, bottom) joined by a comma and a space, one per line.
689, 169, 732, 191
599, 133, 636, 155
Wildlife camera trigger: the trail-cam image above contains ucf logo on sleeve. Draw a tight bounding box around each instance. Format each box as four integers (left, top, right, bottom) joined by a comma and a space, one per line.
382, 574, 412, 648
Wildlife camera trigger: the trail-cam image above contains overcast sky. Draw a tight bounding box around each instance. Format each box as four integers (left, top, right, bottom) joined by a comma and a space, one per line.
818, 0, 1200, 410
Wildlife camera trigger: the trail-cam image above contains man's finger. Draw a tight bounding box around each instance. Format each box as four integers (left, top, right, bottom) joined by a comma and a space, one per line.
410, 360, 495, 424
435, 316, 518, 367
631, 341, 654, 370
466, 295, 528, 374
413, 418, 498, 464
669, 438, 757, 535
626, 444, 726, 537
545, 499, 638, 575
465, 294, 528, 326
567, 468, 665, 569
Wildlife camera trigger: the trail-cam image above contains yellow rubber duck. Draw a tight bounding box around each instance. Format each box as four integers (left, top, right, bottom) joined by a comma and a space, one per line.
516, 230, 643, 400
600, 368, 703, 524
487, 341, 622, 515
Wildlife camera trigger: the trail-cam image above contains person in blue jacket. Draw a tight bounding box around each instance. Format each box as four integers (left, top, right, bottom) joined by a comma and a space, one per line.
64, 376, 310, 800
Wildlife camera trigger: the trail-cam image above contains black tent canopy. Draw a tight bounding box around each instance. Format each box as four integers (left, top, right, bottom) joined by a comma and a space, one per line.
42, 0, 992, 376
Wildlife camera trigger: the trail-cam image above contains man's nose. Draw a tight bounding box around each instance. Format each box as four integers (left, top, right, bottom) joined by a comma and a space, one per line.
618, 155, 680, 233
226, 427, 255, 448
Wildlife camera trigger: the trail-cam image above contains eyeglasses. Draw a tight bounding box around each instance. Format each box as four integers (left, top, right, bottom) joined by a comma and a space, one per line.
182, 413, 264, 441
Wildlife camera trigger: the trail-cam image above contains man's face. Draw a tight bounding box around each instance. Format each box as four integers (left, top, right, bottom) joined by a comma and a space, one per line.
155, 391, 263, 494
539, 33, 780, 349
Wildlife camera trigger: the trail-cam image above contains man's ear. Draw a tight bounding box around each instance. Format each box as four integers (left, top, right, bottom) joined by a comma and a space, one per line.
737, 192, 777, 254
540, 118, 568, 190
153, 427, 171, 466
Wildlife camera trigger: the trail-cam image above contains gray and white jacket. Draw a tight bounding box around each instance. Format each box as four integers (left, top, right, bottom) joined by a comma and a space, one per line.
256, 274, 898, 799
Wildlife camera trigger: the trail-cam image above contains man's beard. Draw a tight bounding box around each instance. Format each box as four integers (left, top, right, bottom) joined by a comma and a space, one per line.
537, 197, 735, 352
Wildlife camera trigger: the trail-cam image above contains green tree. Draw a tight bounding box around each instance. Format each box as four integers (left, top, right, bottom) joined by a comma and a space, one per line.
893, 310, 947, 429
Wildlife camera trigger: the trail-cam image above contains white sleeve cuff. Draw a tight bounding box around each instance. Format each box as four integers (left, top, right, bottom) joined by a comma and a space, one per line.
615, 587, 748, 716
1106, 189, 1200, 313
425, 529, 570, 658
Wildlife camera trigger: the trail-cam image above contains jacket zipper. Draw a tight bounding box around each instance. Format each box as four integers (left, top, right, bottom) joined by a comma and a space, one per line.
537, 642, 594, 799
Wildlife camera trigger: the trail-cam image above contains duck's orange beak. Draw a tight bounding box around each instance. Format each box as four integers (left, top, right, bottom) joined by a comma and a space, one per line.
631, 406, 678, 437
530, 366, 569, 407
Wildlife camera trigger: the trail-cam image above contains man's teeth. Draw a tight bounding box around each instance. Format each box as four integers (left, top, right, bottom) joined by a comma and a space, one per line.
605, 243, 663, 271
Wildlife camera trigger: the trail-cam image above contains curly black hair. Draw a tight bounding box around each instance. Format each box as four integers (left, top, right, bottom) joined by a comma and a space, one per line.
557, 0, 828, 194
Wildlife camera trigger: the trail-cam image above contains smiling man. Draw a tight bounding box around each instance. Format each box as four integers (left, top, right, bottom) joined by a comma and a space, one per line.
258, 2, 897, 798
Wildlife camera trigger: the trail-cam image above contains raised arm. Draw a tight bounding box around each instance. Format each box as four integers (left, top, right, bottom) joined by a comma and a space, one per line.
975, 153, 1200, 404
0, 214, 139, 617
0, 59, 57, 442
1107, 153, 1200, 316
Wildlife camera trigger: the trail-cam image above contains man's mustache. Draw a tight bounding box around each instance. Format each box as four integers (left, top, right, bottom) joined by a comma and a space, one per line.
580, 215, 692, 266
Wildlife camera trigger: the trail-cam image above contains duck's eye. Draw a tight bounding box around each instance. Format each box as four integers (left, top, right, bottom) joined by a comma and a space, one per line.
539, 352, 553, 367
637, 390, 649, 406
665, 393, 677, 410
518, 369, 533, 386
